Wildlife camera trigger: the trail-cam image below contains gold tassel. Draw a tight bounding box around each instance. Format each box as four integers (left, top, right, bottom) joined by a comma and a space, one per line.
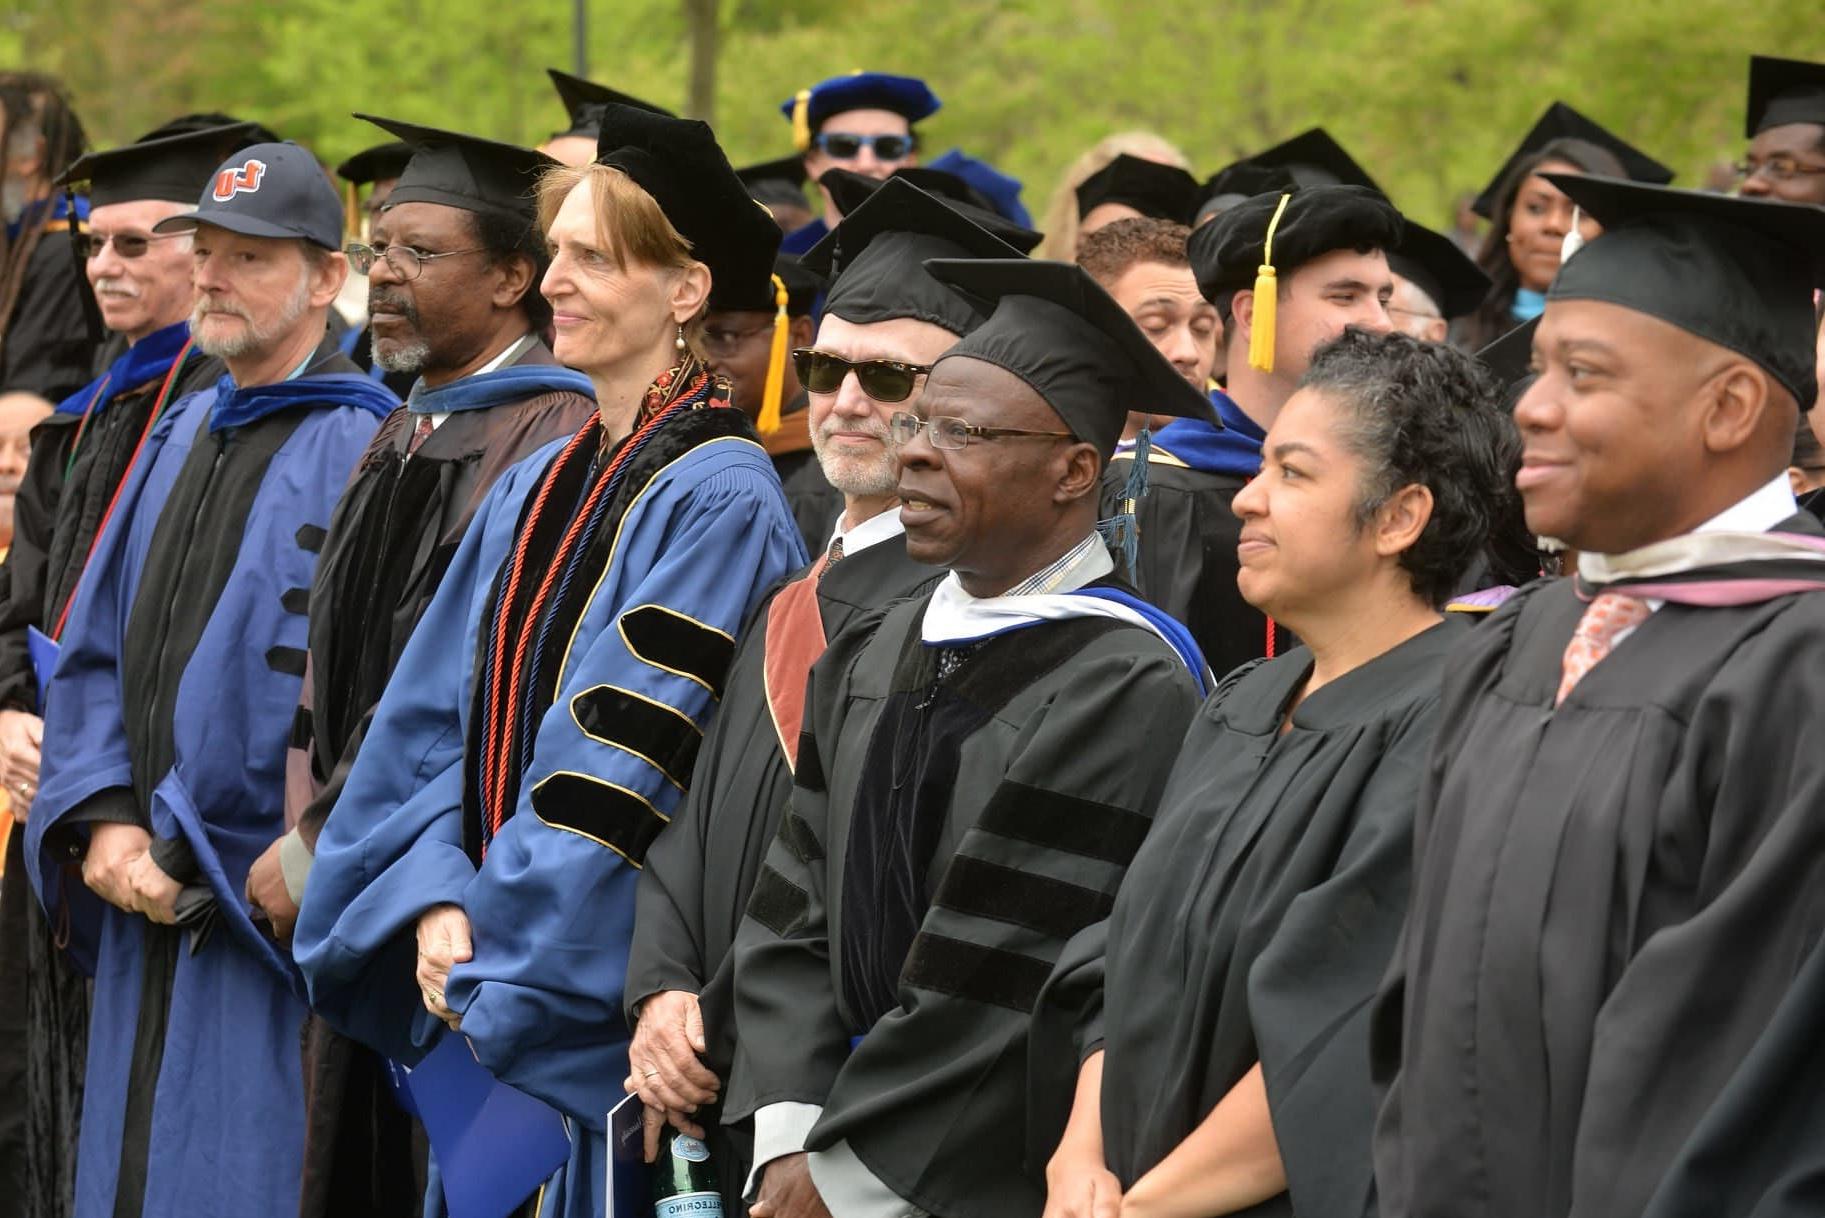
1248, 192, 1293, 374
343, 181, 360, 240
758, 273, 791, 435
791, 89, 813, 152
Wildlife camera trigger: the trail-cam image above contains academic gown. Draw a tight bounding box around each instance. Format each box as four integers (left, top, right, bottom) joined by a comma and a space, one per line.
23, 340, 394, 1218
1102, 398, 1292, 676
1372, 514, 1825, 1218
295, 376, 805, 1218
730, 576, 1204, 1218
0, 322, 221, 1218
1031, 618, 1465, 1218
760, 394, 841, 552
291, 347, 596, 1218
0, 200, 96, 403
627, 529, 939, 1206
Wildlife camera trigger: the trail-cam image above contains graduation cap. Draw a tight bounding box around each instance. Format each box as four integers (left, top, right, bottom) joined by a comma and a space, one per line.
1470, 102, 1673, 220
925, 258, 1219, 457
773, 253, 824, 317
1544, 173, 1825, 410
57, 120, 266, 208
354, 114, 555, 223
1475, 315, 1541, 402
927, 148, 1032, 227
803, 175, 1035, 336
1196, 161, 1299, 223
548, 67, 673, 139
1188, 184, 1404, 370
1074, 154, 1200, 225
593, 103, 781, 315
737, 154, 807, 191
1387, 219, 1491, 320
336, 141, 413, 186
139, 112, 281, 146
1245, 128, 1382, 194
1746, 55, 1825, 137
816, 168, 1041, 257
780, 71, 941, 152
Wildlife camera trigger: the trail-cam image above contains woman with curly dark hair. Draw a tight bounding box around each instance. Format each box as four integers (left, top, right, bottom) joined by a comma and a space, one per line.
1033, 329, 1528, 1218
0, 72, 92, 404
1455, 104, 1671, 352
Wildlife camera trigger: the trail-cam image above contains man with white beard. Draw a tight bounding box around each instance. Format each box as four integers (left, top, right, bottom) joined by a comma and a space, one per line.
0, 117, 256, 1218
622, 176, 1031, 1212
21, 140, 397, 1218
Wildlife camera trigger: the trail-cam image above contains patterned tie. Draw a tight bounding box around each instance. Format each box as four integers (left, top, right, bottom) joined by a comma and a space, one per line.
818, 535, 844, 582
406, 412, 435, 455
1555, 592, 1652, 706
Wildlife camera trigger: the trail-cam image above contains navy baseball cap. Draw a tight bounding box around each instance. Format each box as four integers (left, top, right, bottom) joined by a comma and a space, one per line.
153, 141, 344, 249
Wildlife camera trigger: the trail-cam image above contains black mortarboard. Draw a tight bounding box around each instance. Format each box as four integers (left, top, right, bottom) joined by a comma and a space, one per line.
1471, 102, 1673, 220
773, 253, 824, 317
58, 121, 265, 208
548, 68, 673, 139
1388, 219, 1492, 320
1189, 185, 1404, 310
1074, 154, 1200, 224
354, 115, 554, 223
1545, 173, 1825, 410
140, 112, 281, 145
816, 168, 1041, 257
1746, 55, 1825, 137
780, 72, 941, 150
891, 166, 997, 214
594, 103, 781, 313
1475, 316, 1540, 389
737, 155, 808, 190
336, 141, 413, 186
1246, 128, 1382, 194
1196, 160, 1299, 223
803, 176, 1033, 334
925, 258, 1219, 457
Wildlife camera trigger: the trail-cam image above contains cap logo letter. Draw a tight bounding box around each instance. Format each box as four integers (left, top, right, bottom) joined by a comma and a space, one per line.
212, 159, 267, 202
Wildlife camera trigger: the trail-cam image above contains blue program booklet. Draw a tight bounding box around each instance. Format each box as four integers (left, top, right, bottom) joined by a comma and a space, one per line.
400, 1034, 570, 1218
606, 1093, 650, 1218
26, 625, 57, 709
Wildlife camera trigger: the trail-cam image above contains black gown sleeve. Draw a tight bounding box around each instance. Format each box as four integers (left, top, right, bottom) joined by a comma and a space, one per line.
0, 237, 96, 403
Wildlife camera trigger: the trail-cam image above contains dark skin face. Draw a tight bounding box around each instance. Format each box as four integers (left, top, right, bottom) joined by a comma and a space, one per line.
1514, 298, 1791, 552
699, 308, 814, 419
895, 356, 1101, 596
1737, 123, 1825, 205
368, 201, 535, 386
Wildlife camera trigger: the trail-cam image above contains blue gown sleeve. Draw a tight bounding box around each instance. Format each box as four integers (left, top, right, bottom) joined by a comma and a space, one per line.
449, 453, 805, 1129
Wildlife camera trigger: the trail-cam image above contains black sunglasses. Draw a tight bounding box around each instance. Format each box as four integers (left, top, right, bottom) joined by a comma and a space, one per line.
792, 348, 931, 403
812, 132, 917, 161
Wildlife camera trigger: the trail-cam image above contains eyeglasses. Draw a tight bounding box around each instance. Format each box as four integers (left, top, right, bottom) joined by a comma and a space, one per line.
1732, 156, 1825, 184
812, 132, 917, 161
889, 411, 1075, 451
344, 241, 486, 281
793, 348, 931, 403
698, 320, 774, 357
76, 229, 189, 259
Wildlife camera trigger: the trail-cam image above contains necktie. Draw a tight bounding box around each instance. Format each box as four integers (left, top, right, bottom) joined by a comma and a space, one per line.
1555, 592, 1651, 706
818, 535, 844, 582
406, 412, 435, 455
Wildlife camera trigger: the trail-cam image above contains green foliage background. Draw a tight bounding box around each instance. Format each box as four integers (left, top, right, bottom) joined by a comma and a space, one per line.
6, 0, 1822, 227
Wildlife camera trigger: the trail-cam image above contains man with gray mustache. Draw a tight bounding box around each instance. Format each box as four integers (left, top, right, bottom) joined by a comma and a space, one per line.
624, 176, 1032, 1213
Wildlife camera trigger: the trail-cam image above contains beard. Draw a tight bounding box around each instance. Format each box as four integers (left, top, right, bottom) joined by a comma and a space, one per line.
368, 288, 430, 373
191, 275, 314, 361
811, 412, 900, 497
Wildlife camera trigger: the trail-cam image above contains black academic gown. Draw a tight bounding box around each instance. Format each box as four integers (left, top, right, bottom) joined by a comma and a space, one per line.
730, 581, 1202, 1218
1100, 460, 1290, 677
1373, 514, 1825, 1218
0, 223, 95, 403
291, 342, 594, 1218
0, 342, 221, 1218
1032, 618, 1464, 1218
627, 532, 939, 1206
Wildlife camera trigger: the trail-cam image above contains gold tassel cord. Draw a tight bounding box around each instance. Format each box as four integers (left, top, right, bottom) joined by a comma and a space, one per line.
791, 89, 813, 152
1248, 192, 1293, 374
758, 273, 791, 435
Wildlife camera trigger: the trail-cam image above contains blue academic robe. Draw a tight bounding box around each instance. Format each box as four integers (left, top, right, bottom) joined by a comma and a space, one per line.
26, 363, 394, 1218
296, 407, 805, 1218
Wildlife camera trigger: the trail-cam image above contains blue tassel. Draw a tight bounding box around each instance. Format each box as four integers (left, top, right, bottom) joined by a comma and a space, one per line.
1096, 428, 1151, 581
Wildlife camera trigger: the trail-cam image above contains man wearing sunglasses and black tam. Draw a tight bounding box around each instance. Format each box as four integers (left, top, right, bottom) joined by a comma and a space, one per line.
777, 71, 940, 255
624, 174, 1025, 1213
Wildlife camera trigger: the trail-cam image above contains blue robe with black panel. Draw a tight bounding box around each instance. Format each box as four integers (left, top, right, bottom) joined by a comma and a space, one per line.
24, 350, 394, 1218
295, 401, 806, 1218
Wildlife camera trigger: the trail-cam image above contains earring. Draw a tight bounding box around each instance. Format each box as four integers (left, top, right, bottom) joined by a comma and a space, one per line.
675, 324, 687, 353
